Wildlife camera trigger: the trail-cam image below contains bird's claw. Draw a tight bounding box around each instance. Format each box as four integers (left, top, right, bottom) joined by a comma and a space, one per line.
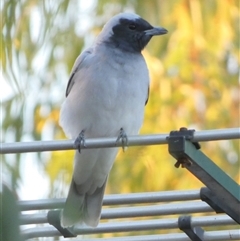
116, 128, 128, 151
74, 130, 86, 153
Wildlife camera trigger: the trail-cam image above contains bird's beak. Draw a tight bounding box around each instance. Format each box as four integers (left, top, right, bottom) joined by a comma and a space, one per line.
144, 27, 168, 36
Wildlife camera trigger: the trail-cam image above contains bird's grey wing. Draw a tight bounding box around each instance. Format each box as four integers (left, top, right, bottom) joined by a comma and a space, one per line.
65, 48, 93, 97
145, 86, 149, 105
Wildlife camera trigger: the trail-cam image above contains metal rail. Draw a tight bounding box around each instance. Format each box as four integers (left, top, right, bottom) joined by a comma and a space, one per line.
22, 215, 237, 239
20, 201, 213, 225
3, 128, 239, 240
19, 188, 240, 240
18, 189, 200, 211
168, 137, 240, 224
46, 230, 240, 241
22, 229, 240, 241
1, 128, 239, 154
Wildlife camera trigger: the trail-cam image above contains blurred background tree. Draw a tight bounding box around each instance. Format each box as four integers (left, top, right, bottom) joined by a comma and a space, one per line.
1, 0, 239, 238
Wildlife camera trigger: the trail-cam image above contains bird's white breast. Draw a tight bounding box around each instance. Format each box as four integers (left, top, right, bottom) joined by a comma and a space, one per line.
60, 46, 149, 139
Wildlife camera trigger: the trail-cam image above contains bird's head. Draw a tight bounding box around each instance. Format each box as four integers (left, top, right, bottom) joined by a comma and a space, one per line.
98, 13, 168, 53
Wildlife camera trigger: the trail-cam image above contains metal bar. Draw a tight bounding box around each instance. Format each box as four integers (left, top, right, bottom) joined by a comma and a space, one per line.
56, 230, 240, 241
178, 216, 204, 241
52, 230, 240, 241
0, 134, 167, 154
20, 201, 213, 225
22, 229, 240, 241
203, 230, 240, 241
18, 190, 200, 211
21, 215, 236, 239
1, 128, 239, 154
191, 128, 240, 141
169, 139, 240, 223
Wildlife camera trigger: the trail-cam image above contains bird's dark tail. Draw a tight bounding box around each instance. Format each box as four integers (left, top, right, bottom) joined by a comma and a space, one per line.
61, 178, 107, 228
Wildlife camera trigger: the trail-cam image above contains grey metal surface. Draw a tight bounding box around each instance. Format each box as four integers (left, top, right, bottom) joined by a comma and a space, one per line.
19, 189, 239, 240
22, 215, 238, 239
169, 140, 240, 223
1, 128, 239, 154
18, 189, 201, 211
20, 201, 213, 225
66, 230, 240, 241
59, 230, 240, 241
5, 128, 239, 239
80, 230, 240, 241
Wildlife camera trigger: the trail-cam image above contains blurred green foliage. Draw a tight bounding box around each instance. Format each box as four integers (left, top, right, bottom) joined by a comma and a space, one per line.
1, 0, 239, 238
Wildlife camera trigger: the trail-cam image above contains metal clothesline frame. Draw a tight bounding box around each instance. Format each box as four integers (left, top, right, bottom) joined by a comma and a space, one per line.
22, 215, 238, 239
2, 127, 240, 240
1, 128, 239, 154
19, 189, 201, 211
20, 189, 239, 240
20, 200, 213, 225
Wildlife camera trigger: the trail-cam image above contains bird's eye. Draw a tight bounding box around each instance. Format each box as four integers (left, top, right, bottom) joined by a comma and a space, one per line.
128, 23, 136, 30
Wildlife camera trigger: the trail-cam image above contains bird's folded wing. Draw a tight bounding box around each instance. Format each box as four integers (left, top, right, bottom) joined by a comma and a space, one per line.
65, 48, 93, 97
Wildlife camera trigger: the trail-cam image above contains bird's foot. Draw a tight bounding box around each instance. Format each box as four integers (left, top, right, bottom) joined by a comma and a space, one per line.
74, 130, 86, 153
116, 128, 128, 152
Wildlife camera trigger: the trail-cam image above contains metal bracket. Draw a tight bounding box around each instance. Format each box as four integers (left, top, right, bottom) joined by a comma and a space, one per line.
47, 210, 76, 238
168, 127, 200, 168
200, 187, 224, 213
178, 215, 204, 241
169, 127, 201, 148
168, 128, 240, 224
200, 187, 240, 223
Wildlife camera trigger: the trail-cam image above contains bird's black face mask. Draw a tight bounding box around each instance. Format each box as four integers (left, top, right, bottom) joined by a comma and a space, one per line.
110, 18, 154, 52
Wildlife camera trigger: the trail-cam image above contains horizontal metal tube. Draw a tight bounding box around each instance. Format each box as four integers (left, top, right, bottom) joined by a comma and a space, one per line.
20, 201, 212, 225
21, 215, 237, 239
18, 189, 200, 211
74, 230, 240, 241
1, 128, 239, 154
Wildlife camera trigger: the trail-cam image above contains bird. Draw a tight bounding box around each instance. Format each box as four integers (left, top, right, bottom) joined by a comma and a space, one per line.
59, 12, 167, 228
